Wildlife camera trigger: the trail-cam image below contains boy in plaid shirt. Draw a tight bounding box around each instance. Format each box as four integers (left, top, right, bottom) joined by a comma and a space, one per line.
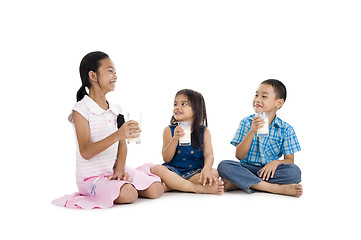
217, 79, 303, 197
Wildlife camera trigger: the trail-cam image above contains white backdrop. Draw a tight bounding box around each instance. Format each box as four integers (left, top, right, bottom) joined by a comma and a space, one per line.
1, 0, 360, 239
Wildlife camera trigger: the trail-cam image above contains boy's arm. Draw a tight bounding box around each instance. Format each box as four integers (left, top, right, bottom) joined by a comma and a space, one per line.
235, 116, 264, 160
279, 154, 295, 164
236, 131, 256, 160
259, 124, 300, 180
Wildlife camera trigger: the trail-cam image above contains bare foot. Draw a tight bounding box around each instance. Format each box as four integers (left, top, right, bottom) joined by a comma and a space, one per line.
195, 180, 224, 195
252, 181, 303, 197
161, 182, 173, 192
222, 178, 239, 191
276, 184, 303, 197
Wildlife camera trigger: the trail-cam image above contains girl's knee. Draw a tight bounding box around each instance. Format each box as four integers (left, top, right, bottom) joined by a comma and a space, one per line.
151, 164, 163, 175
115, 184, 138, 204
145, 182, 164, 199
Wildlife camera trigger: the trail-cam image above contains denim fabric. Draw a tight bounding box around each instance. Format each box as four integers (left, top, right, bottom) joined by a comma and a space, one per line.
217, 160, 301, 193
163, 125, 205, 179
163, 165, 203, 180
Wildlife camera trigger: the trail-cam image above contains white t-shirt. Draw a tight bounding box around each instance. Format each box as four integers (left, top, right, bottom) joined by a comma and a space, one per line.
68, 95, 124, 183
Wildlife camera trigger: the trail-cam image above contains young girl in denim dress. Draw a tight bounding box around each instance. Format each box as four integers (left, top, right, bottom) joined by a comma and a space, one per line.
152, 89, 224, 194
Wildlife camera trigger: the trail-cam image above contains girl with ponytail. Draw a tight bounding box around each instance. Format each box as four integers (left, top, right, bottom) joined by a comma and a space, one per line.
52, 51, 164, 209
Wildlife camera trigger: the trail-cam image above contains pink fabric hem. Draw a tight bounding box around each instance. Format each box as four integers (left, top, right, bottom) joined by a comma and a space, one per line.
52, 163, 160, 209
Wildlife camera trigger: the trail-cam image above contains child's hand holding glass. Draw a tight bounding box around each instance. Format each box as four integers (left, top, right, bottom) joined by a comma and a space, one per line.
250, 115, 266, 133
173, 126, 185, 139
116, 120, 141, 141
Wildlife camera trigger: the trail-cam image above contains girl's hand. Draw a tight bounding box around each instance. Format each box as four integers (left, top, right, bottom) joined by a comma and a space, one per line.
108, 172, 130, 181
117, 120, 141, 140
173, 126, 185, 139
250, 116, 265, 133
258, 160, 281, 181
199, 168, 217, 186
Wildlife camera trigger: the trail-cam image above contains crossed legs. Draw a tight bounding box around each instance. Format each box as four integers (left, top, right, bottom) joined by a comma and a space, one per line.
151, 165, 223, 195
218, 160, 303, 197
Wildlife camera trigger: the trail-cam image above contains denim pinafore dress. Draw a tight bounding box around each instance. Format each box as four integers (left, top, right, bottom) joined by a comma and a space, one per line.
162, 125, 205, 179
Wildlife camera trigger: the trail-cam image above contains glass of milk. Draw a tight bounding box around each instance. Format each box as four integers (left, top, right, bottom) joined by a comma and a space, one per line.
178, 121, 191, 146
127, 112, 142, 144
256, 112, 269, 137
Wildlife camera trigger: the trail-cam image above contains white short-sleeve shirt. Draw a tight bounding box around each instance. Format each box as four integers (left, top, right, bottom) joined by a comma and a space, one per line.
68, 95, 125, 183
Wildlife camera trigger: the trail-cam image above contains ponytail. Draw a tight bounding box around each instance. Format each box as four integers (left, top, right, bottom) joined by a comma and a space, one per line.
77, 51, 109, 102
76, 85, 88, 101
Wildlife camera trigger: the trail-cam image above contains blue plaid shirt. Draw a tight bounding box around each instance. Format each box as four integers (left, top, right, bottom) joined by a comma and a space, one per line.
231, 115, 301, 166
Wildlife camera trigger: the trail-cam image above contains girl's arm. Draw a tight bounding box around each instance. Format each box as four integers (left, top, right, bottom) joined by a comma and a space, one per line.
202, 128, 214, 170
162, 126, 183, 163
114, 139, 127, 173
73, 110, 139, 160
109, 139, 128, 180
199, 128, 217, 185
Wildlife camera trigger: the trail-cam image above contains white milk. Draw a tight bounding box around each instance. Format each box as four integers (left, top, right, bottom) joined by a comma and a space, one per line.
178, 121, 191, 146
179, 129, 191, 146
127, 130, 141, 144
257, 113, 269, 137
127, 112, 142, 144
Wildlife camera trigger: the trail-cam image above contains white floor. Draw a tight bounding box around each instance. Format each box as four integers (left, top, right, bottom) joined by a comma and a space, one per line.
5, 181, 357, 240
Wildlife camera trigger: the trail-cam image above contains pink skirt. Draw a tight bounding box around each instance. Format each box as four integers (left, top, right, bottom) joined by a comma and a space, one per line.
52, 163, 161, 209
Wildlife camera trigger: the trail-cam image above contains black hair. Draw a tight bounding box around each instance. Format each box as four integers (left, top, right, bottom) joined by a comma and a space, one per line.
261, 79, 287, 101
170, 89, 208, 149
77, 51, 110, 101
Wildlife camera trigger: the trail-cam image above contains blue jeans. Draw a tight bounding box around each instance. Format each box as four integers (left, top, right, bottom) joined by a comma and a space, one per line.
217, 160, 302, 193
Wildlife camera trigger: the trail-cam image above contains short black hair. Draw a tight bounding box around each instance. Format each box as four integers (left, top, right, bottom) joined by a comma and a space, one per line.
261, 79, 287, 102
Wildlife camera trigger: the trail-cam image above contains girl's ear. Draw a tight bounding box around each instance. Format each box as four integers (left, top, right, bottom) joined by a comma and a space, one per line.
88, 71, 97, 82
277, 98, 285, 109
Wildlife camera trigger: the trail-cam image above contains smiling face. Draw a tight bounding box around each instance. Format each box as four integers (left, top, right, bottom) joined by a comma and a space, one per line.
89, 58, 117, 93
173, 94, 194, 122
253, 84, 284, 115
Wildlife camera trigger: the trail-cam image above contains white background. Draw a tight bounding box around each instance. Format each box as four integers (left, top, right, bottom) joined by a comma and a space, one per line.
1, 0, 360, 239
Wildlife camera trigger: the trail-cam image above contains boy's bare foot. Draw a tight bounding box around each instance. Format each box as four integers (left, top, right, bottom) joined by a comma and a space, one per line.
273, 183, 303, 197
252, 181, 303, 197
222, 178, 239, 191
195, 180, 224, 195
